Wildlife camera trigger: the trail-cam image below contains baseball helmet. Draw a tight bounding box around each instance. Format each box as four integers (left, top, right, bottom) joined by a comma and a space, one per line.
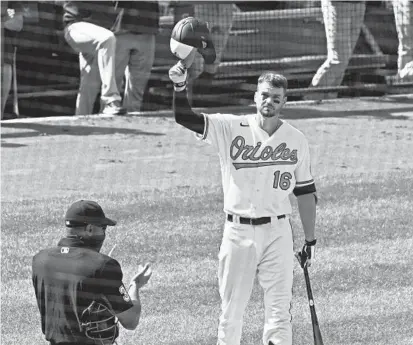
170, 17, 216, 64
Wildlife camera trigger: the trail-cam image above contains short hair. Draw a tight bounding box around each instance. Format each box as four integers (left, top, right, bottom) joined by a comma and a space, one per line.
257, 71, 288, 92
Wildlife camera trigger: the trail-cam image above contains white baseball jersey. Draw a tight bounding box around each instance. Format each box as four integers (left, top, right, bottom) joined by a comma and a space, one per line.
197, 113, 314, 217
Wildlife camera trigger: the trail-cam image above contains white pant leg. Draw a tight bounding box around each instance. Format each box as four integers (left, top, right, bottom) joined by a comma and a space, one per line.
256, 218, 294, 345
123, 33, 156, 112
64, 22, 121, 107
75, 52, 101, 115
393, 0, 413, 78
1, 63, 12, 118
217, 221, 258, 345
311, 0, 365, 87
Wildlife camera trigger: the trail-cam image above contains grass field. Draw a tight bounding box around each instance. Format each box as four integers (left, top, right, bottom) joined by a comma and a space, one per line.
1, 95, 413, 345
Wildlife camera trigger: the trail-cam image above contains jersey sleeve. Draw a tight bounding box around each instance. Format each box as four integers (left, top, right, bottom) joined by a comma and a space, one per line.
99, 258, 134, 315
294, 136, 316, 195
195, 113, 236, 153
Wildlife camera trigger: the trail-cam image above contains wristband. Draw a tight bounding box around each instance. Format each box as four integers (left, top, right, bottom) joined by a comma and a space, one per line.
174, 81, 187, 92
305, 239, 317, 246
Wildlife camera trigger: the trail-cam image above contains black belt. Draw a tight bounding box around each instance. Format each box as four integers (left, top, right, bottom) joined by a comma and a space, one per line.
227, 214, 285, 225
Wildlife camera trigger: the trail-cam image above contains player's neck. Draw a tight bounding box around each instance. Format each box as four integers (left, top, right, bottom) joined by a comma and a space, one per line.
256, 115, 282, 136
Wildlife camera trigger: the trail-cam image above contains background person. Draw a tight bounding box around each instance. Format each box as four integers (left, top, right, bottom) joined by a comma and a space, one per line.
188, 3, 237, 105
170, 1, 237, 105
114, 1, 160, 113
62, 1, 126, 115
392, 0, 413, 80
306, 0, 366, 100
32, 199, 152, 345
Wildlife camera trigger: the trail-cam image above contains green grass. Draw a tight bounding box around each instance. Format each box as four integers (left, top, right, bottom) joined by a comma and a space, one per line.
2, 98, 413, 345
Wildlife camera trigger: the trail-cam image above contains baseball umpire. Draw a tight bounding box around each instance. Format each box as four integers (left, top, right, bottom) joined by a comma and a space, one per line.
32, 200, 152, 345
169, 18, 318, 345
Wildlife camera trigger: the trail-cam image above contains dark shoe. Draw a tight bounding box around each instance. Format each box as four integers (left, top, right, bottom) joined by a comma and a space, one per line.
101, 101, 127, 115
1, 113, 18, 120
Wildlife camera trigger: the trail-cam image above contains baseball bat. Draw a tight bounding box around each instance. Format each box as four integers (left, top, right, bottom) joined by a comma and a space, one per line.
108, 244, 117, 257
302, 263, 324, 345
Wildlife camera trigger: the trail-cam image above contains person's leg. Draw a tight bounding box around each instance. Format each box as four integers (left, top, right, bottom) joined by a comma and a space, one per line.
1, 63, 12, 119
199, 3, 236, 76
349, 2, 366, 59
393, 0, 413, 79
187, 3, 236, 104
123, 33, 156, 112
75, 52, 101, 115
114, 33, 131, 101
217, 221, 258, 345
311, 1, 363, 88
64, 22, 124, 112
256, 218, 294, 345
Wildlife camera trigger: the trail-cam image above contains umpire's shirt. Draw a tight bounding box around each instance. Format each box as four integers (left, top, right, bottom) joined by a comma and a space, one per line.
32, 236, 133, 345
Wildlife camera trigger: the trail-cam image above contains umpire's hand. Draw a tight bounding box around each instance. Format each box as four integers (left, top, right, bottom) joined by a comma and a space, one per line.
296, 239, 317, 268
130, 263, 152, 289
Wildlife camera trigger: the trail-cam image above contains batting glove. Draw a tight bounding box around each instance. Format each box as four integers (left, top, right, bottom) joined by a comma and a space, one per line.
168, 61, 188, 92
297, 239, 317, 268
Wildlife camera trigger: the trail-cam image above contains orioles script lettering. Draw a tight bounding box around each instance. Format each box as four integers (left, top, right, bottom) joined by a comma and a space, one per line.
230, 136, 298, 170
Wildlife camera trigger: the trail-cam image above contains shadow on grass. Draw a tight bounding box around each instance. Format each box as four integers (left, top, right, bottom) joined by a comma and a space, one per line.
166, 336, 218, 345
281, 106, 413, 120
0, 142, 27, 148
141, 99, 413, 121
0, 122, 165, 141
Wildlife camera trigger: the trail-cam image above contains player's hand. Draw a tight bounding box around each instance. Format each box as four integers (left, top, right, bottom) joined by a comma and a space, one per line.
130, 263, 152, 289
296, 239, 317, 268
169, 61, 188, 92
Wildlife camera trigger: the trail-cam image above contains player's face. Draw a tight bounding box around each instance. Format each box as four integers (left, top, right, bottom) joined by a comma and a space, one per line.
255, 82, 286, 118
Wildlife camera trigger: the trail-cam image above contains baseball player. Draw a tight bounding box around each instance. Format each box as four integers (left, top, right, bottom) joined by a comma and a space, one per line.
32, 200, 152, 345
169, 18, 318, 345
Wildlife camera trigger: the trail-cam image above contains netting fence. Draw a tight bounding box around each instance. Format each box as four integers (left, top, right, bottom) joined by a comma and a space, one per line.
1, 1, 412, 118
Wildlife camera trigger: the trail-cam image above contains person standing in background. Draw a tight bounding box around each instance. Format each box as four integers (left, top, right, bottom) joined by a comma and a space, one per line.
306, 0, 366, 100
114, 1, 160, 113
62, 1, 126, 116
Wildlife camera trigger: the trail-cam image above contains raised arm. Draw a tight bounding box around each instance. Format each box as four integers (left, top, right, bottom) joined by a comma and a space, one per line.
170, 61, 205, 135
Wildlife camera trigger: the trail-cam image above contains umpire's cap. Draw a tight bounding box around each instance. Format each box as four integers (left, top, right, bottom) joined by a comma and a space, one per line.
65, 200, 117, 227
170, 17, 216, 64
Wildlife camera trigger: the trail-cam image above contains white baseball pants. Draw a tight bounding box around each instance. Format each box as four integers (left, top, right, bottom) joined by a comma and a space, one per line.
217, 216, 294, 345
311, 0, 366, 88
393, 0, 413, 78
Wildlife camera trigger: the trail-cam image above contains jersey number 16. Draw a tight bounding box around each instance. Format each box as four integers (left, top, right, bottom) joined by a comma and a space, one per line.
273, 171, 292, 190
